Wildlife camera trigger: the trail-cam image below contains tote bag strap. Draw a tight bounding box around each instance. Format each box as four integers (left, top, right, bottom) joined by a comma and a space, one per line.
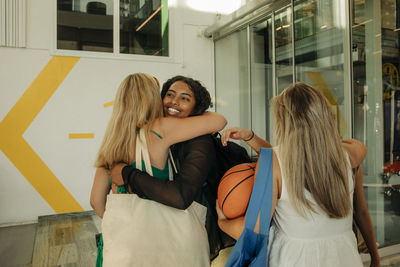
167, 149, 177, 181
259, 148, 274, 235
135, 129, 153, 176
243, 148, 273, 231
136, 129, 176, 181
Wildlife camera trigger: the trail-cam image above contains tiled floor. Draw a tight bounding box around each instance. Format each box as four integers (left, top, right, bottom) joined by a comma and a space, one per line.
1, 211, 400, 267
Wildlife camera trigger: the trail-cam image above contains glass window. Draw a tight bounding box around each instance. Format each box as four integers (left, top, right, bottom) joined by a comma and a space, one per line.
250, 18, 274, 144
212, 0, 400, 251
56, 0, 169, 56
57, 0, 113, 52
275, 7, 293, 93
293, 0, 350, 138
352, 0, 400, 248
215, 28, 251, 152
120, 0, 168, 56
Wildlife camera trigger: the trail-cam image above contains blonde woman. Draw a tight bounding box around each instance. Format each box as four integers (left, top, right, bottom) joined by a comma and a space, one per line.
94, 73, 226, 266
217, 82, 379, 267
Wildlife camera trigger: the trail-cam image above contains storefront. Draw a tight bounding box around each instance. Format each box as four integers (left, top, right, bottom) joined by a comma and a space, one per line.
206, 0, 400, 252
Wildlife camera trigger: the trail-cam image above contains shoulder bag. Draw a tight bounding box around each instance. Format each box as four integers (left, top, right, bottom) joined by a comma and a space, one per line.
226, 148, 273, 267
101, 129, 209, 267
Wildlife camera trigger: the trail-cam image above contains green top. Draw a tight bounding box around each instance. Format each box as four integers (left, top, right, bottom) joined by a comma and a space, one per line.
130, 160, 169, 180
113, 129, 169, 193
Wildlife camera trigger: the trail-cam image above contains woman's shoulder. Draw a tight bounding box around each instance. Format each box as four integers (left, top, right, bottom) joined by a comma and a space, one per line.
179, 134, 215, 150
270, 147, 282, 199
341, 139, 367, 168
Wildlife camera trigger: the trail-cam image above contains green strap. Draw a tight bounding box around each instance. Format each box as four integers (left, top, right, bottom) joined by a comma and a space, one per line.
111, 129, 162, 195
117, 185, 127, 194
96, 234, 103, 267
135, 129, 163, 139
151, 130, 163, 139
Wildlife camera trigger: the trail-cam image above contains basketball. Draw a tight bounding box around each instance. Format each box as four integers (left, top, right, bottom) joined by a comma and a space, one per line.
217, 163, 256, 219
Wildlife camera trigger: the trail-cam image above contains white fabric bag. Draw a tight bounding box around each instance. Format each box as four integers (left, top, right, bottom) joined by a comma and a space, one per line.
102, 129, 209, 267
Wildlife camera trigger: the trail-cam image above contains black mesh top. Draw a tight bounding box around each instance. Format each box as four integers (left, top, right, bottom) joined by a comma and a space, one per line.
120, 134, 235, 259
121, 134, 218, 210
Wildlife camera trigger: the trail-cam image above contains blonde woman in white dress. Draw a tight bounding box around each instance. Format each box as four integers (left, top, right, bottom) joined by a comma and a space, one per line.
217, 82, 380, 267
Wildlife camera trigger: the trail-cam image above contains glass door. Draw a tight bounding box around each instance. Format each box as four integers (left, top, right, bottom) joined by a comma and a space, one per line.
250, 17, 274, 145
293, 0, 351, 138
275, 6, 294, 94
352, 0, 400, 247
215, 28, 251, 152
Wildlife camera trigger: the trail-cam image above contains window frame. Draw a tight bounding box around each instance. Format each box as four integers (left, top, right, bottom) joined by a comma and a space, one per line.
51, 0, 174, 63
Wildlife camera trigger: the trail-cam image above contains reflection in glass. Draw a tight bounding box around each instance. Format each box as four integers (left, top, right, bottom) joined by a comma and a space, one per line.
293, 0, 348, 137
120, 0, 168, 56
215, 29, 251, 152
250, 18, 274, 144
57, 0, 113, 52
275, 7, 293, 93
352, 0, 400, 248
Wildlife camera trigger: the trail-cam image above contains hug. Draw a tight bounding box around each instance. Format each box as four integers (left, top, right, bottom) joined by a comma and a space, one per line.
91, 74, 379, 267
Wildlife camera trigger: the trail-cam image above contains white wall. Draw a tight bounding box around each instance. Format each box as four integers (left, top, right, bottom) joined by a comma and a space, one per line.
0, 0, 243, 224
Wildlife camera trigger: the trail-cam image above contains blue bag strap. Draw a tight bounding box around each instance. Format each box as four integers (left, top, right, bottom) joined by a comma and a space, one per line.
243, 148, 273, 231
259, 148, 274, 235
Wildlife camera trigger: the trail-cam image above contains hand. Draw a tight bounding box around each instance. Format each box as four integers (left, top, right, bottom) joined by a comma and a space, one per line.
221, 126, 253, 146
111, 183, 133, 194
215, 200, 227, 221
111, 183, 118, 194
110, 163, 128, 186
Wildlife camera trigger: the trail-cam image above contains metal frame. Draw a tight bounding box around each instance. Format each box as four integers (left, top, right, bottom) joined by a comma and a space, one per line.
344, 0, 354, 139
204, 0, 275, 38
247, 25, 252, 134
290, 0, 295, 84
207, 0, 291, 41
272, 12, 276, 97
113, 0, 119, 55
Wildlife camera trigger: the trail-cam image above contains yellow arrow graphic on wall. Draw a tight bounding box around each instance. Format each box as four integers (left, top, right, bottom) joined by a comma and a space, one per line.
0, 56, 83, 213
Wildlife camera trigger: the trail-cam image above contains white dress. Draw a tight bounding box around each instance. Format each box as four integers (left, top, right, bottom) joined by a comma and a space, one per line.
268, 150, 363, 267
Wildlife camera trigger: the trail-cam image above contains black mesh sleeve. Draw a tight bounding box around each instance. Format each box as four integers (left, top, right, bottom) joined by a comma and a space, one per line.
121, 135, 216, 210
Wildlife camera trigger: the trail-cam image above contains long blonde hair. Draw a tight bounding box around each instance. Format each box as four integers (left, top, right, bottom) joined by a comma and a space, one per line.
272, 82, 351, 218
95, 73, 163, 169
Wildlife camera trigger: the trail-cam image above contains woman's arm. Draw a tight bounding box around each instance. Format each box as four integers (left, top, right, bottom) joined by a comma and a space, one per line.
215, 205, 247, 240
216, 152, 280, 239
353, 165, 380, 267
221, 127, 272, 154
161, 112, 227, 146
342, 139, 368, 168
110, 135, 216, 209
90, 168, 111, 218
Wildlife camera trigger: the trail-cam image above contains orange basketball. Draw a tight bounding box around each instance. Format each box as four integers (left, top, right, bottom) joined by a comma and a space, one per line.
217, 163, 256, 219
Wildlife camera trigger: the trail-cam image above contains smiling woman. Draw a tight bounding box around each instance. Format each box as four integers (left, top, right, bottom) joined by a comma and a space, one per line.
162, 81, 196, 118
161, 75, 212, 117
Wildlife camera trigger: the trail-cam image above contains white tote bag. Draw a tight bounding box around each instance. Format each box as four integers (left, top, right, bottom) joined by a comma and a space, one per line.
102, 129, 209, 267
